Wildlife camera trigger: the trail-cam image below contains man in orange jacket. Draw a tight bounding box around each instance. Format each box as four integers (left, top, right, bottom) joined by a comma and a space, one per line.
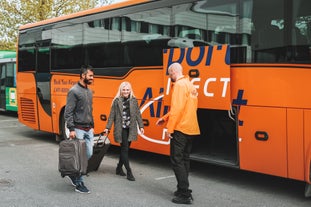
156, 62, 200, 204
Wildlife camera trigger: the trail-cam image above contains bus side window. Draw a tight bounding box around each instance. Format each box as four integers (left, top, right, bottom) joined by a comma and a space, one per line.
255, 24, 285, 63
6, 63, 14, 87
251, 0, 286, 63
124, 39, 168, 66
18, 47, 36, 71
294, 27, 307, 45
0, 65, 5, 90
291, 26, 310, 62
292, 0, 311, 62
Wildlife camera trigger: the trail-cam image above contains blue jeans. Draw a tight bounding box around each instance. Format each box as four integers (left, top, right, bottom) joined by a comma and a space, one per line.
74, 128, 94, 184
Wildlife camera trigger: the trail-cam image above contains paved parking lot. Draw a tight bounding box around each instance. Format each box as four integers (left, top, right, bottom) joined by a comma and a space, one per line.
0, 112, 310, 207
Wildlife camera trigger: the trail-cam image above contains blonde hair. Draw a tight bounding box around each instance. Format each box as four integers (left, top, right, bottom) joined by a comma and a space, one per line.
113, 81, 135, 101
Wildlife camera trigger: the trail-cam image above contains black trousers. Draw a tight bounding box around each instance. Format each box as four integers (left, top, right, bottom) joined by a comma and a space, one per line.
170, 130, 193, 196
118, 128, 131, 171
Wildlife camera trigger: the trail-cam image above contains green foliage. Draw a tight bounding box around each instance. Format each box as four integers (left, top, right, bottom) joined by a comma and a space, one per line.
0, 0, 109, 50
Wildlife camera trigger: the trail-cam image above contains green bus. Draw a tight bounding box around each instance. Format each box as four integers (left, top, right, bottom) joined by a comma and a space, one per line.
0, 50, 17, 112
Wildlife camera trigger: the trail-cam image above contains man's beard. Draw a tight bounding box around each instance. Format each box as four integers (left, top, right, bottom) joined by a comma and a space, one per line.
84, 78, 92, 85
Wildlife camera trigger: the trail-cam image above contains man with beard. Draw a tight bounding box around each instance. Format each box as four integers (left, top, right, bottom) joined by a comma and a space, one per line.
64, 65, 94, 193
156, 62, 200, 204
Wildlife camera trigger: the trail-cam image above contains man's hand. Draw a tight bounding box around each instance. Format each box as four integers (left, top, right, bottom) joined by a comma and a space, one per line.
156, 118, 165, 126
69, 131, 76, 139
166, 132, 173, 139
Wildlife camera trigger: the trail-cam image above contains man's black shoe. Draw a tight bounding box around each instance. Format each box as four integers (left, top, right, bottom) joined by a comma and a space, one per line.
174, 189, 192, 197
172, 195, 193, 205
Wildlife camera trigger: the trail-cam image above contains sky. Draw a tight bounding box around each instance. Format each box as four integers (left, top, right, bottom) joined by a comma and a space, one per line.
99, 0, 127, 6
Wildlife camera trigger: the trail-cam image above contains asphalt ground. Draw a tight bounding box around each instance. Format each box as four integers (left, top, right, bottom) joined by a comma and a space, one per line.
0, 112, 311, 207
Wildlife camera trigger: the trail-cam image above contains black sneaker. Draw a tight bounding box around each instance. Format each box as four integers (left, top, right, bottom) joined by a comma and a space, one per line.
174, 189, 192, 197
127, 171, 135, 181
172, 196, 193, 205
65, 175, 77, 187
116, 167, 126, 176
75, 182, 90, 194
174, 190, 181, 197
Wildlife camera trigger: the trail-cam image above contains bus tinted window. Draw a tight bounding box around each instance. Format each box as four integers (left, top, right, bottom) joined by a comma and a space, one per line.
251, 0, 311, 63
291, 0, 311, 62
85, 7, 172, 68
124, 39, 169, 66
6, 63, 15, 87
19, 30, 41, 46
18, 47, 36, 71
37, 47, 50, 72
51, 45, 83, 70
51, 24, 84, 70
122, 8, 172, 66
251, 0, 285, 62
20, 0, 311, 71
87, 42, 123, 68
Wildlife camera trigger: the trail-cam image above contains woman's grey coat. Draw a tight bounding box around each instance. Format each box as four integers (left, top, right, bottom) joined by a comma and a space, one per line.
106, 97, 144, 143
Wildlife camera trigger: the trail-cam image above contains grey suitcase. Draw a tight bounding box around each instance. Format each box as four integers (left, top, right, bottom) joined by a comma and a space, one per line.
58, 139, 88, 177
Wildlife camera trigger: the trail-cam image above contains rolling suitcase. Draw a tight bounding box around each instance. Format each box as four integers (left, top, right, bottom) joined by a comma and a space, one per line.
87, 133, 110, 173
58, 139, 88, 177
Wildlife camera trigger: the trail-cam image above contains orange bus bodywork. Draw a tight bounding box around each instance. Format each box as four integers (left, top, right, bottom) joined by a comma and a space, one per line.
17, 61, 311, 183
232, 65, 311, 182
16, 0, 311, 186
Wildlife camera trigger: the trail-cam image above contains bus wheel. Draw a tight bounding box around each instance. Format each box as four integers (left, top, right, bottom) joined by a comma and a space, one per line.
305, 183, 311, 197
58, 112, 69, 141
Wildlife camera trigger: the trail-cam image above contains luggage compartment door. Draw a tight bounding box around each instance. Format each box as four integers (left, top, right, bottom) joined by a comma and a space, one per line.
238, 106, 287, 177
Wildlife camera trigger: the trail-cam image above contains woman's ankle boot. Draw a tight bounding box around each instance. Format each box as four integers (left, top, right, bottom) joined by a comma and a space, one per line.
127, 170, 135, 181
116, 165, 126, 176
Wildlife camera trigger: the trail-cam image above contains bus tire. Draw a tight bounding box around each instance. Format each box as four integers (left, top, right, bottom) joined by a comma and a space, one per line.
305, 183, 311, 197
59, 111, 69, 141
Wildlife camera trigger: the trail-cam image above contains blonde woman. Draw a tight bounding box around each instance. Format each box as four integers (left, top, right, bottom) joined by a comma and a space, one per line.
104, 81, 144, 181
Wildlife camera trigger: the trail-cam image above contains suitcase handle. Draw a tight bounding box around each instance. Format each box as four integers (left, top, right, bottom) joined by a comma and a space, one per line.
96, 131, 109, 145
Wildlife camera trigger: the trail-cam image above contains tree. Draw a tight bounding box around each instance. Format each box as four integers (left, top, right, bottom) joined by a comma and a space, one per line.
0, 0, 114, 50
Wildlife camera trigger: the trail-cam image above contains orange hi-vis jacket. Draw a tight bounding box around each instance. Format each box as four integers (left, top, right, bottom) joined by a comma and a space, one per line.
163, 75, 200, 135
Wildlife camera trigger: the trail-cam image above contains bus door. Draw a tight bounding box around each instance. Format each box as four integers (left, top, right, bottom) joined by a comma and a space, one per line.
0, 64, 7, 111
35, 45, 53, 132
5, 62, 17, 112
162, 45, 238, 167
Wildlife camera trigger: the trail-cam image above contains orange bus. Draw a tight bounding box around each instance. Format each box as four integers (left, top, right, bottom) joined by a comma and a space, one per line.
17, 0, 311, 195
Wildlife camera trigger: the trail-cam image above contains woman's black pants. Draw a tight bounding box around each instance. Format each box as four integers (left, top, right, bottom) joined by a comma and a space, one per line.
118, 128, 131, 172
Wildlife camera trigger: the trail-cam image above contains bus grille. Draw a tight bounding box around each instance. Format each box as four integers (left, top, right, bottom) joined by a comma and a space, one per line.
20, 97, 36, 124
